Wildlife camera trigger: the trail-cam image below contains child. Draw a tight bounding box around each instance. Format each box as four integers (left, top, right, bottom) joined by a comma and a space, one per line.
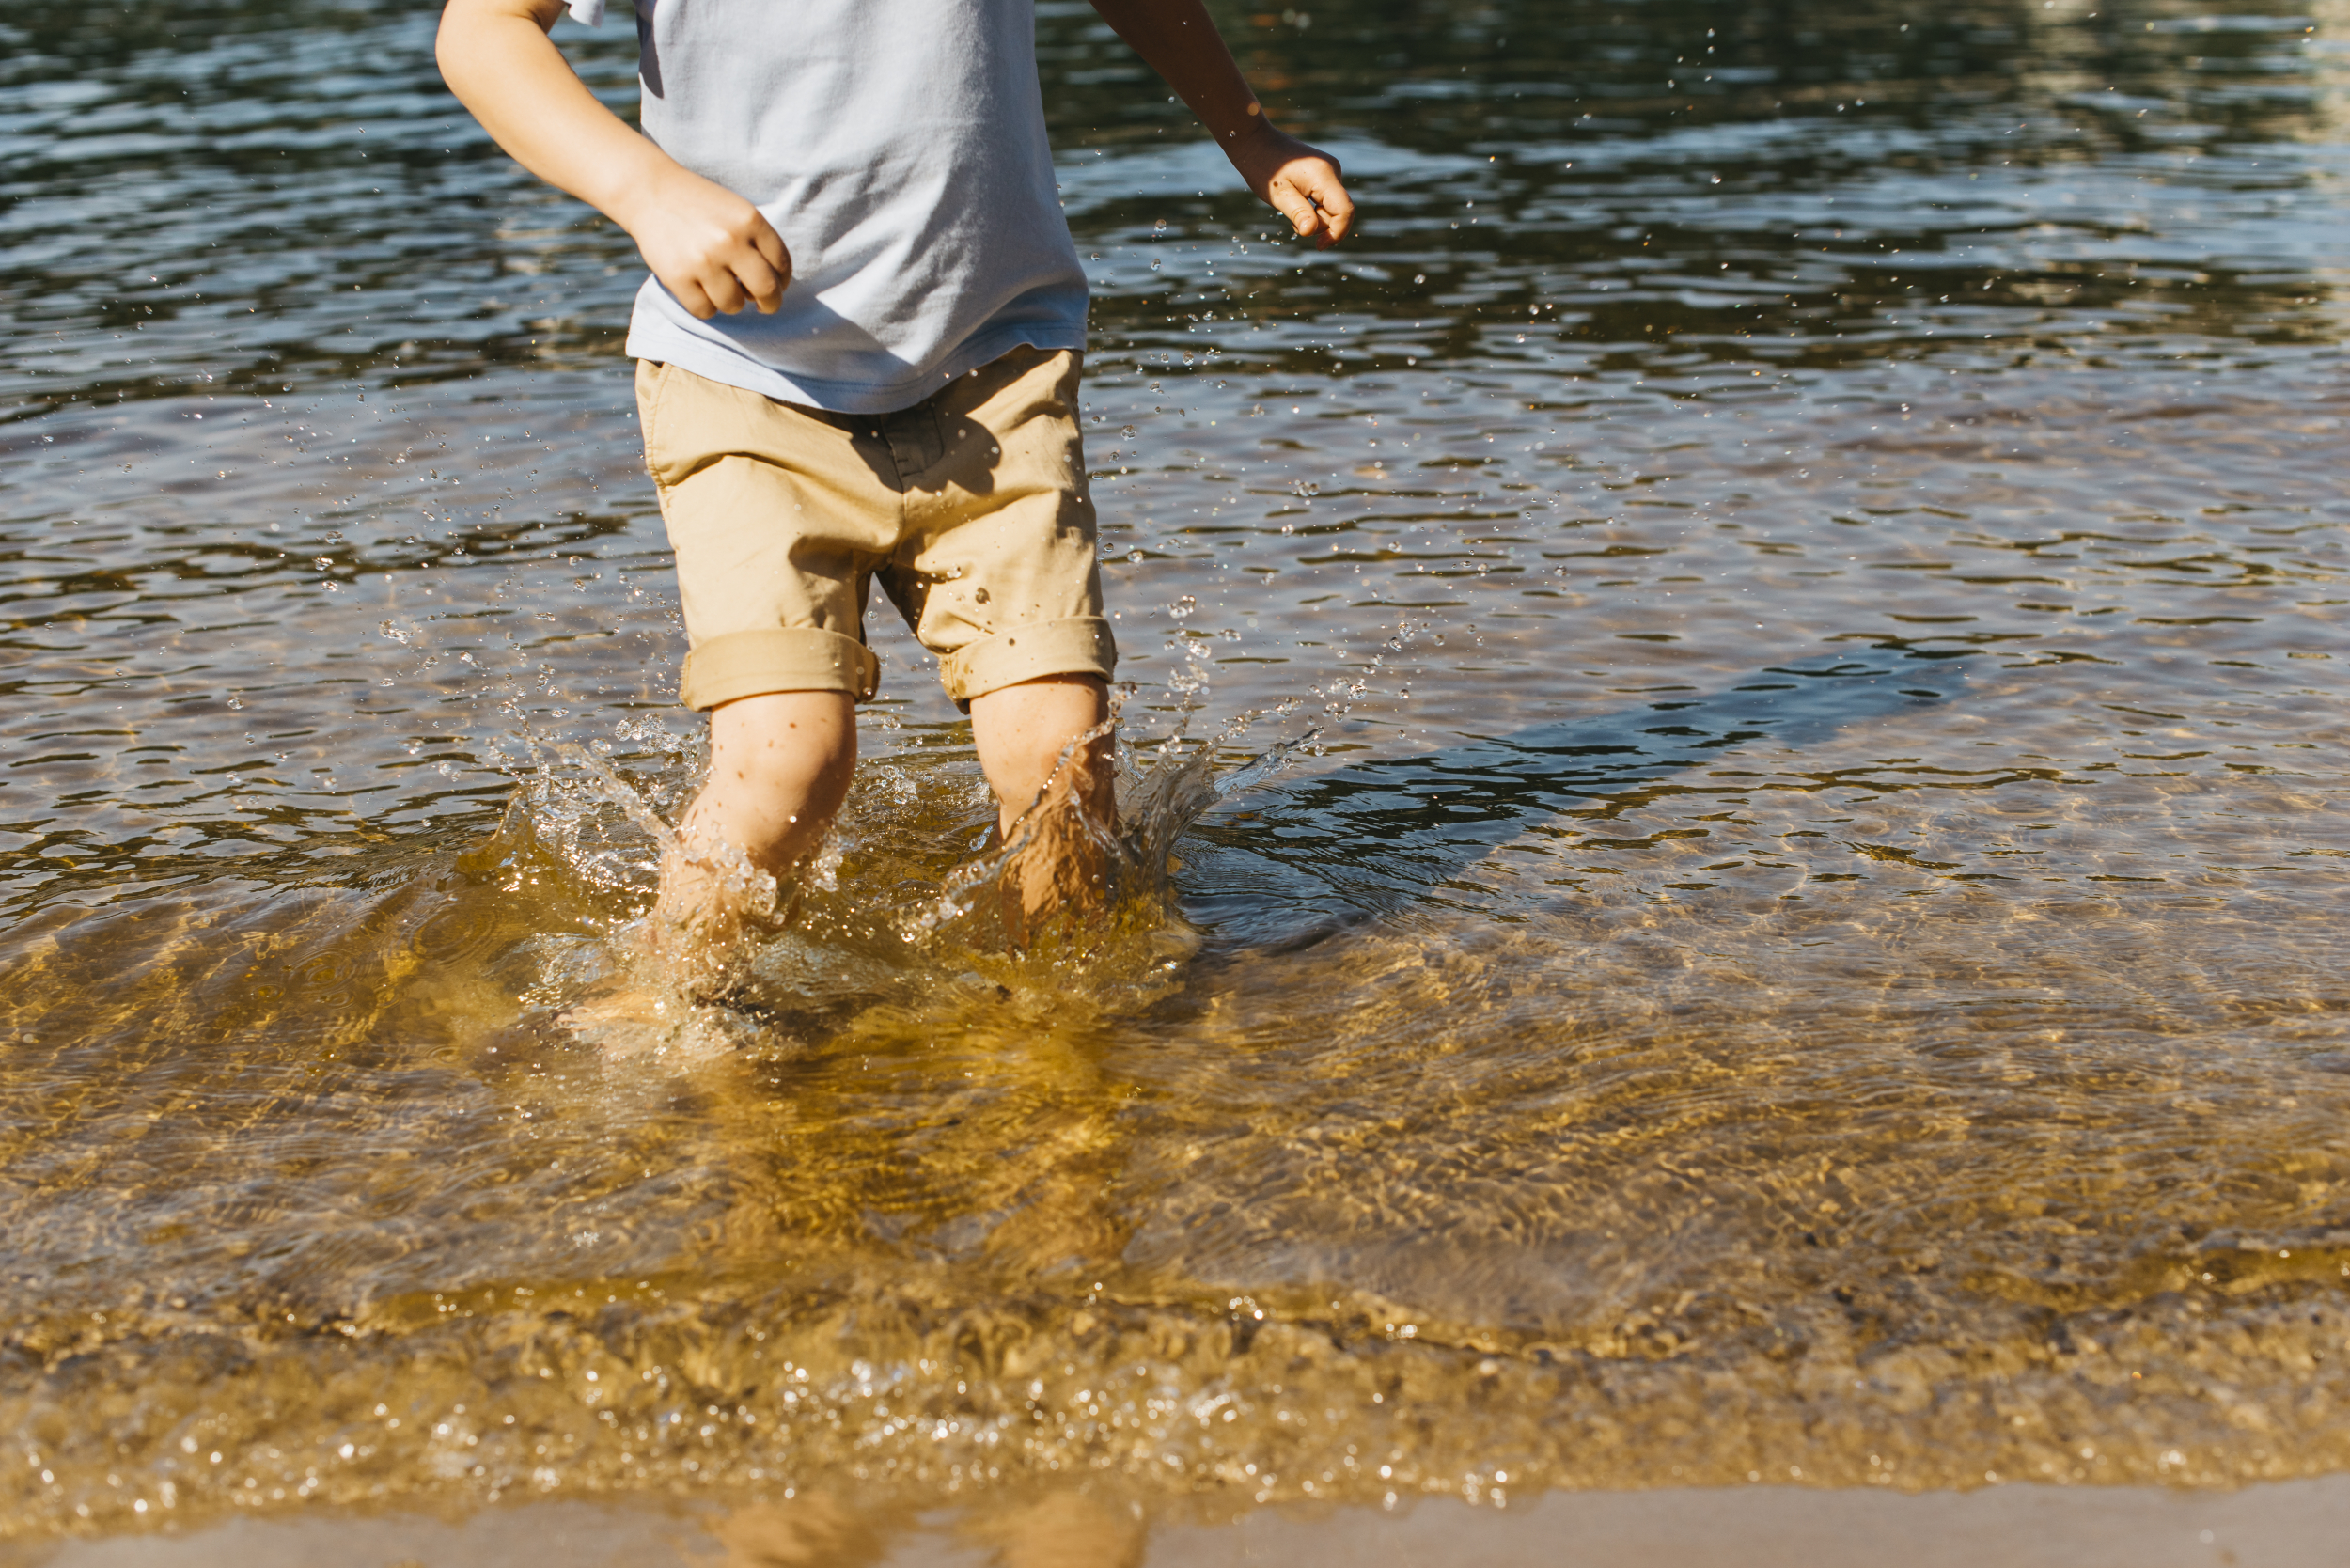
435, 0, 1354, 963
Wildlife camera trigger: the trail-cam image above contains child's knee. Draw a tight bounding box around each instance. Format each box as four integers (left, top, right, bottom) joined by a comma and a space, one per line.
708, 691, 858, 791
735, 729, 854, 790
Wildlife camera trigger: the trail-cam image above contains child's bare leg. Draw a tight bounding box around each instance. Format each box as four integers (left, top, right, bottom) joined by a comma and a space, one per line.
968, 674, 1115, 930
652, 690, 856, 960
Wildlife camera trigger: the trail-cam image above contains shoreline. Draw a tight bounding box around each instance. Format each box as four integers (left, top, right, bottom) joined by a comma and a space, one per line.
10, 1476, 2338, 1567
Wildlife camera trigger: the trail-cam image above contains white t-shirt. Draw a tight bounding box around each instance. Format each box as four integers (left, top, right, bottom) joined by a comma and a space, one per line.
567, 0, 1089, 414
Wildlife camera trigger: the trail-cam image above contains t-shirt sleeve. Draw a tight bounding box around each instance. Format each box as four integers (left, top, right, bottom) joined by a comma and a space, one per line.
564, 0, 604, 24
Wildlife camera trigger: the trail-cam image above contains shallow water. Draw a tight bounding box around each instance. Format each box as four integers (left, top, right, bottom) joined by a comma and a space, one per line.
6, 0, 2350, 1549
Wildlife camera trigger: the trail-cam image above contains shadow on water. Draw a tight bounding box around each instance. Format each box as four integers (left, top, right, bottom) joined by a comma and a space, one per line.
1189, 652, 1968, 949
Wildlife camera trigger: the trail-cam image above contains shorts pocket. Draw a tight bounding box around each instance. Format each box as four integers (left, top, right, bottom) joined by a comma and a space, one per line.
634, 358, 681, 488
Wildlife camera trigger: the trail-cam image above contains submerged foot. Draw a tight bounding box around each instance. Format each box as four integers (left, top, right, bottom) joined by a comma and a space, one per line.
556, 981, 686, 1056
553, 907, 747, 1057
996, 791, 1119, 951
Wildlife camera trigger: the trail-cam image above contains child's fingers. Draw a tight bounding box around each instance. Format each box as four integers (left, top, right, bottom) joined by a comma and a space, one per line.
1269, 180, 1325, 242
710, 265, 757, 314
1288, 163, 1353, 248
1310, 180, 1355, 246
749, 217, 794, 300
711, 218, 788, 314
751, 216, 791, 274
1269, 158, 1354, 249
732, 248, 787, 314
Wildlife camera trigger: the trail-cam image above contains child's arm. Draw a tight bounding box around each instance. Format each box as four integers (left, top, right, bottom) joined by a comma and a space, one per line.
1088, 0, 1355, 248
435, 0, 789, 318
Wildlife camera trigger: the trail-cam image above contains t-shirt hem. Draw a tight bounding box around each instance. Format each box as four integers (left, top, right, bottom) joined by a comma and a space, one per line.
624, 316, 1089, 415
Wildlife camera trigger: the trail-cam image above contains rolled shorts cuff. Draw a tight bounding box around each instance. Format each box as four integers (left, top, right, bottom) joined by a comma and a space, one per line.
678, 628, 881, 711
939, 616, 1118, 708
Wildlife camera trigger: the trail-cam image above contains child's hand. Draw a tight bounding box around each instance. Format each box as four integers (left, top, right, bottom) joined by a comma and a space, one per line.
436, 0, 792, 315
1227, 120, 1355, 249
614, 164, 792, 319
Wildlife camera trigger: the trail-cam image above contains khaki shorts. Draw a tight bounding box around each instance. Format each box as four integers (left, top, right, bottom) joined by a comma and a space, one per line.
636, 344, 1116, 712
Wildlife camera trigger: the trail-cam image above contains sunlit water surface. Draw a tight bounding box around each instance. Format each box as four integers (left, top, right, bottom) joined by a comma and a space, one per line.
6, 0, 2350, 1549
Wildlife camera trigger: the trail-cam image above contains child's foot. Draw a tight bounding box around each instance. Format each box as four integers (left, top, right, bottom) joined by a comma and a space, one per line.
556, 982, 685, 1056
997, 792, 1116, 949
554, 910, 736, 1056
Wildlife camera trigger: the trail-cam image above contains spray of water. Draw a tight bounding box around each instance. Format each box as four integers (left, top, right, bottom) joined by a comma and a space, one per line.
468, 682, 1326, 1058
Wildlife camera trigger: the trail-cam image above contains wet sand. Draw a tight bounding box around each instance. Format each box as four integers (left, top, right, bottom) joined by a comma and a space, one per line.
16, 1480, 2342, 1568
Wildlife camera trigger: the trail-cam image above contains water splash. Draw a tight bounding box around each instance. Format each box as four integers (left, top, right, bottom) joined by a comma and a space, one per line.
473, 696, 1326, 1055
